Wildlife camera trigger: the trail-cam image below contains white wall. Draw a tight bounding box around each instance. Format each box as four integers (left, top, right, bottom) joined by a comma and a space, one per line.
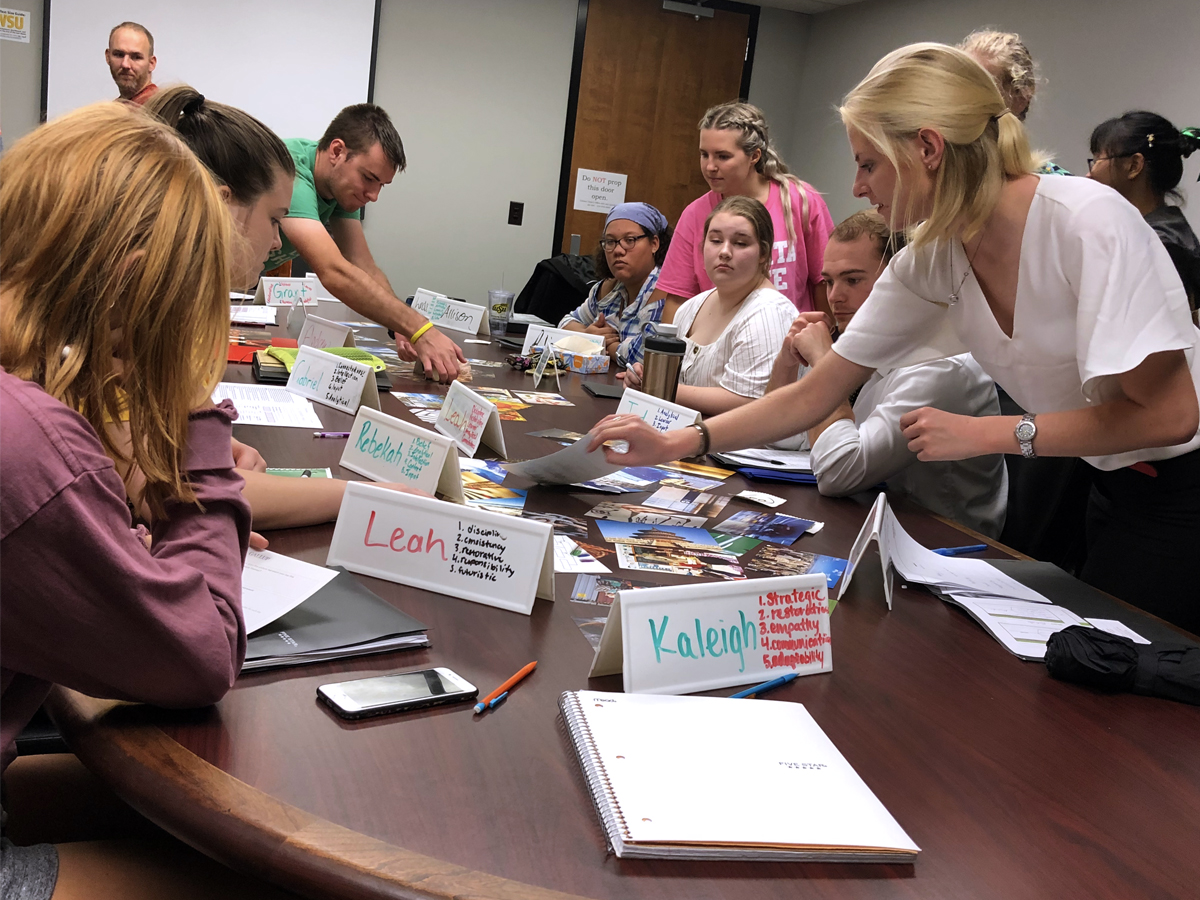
0, 2, 44, 145
747, 5, 811, 168
790, 0, 1200, 230
365, 0, 578, 306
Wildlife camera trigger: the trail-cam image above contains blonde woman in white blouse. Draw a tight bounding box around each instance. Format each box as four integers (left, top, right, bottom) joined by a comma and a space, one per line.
593, 44, 1200, 632
622, 196, 797, 415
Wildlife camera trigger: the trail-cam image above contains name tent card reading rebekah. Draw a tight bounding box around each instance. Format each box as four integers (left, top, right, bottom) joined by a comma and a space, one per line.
340, 407, 464, 503
587, 574, 832, 695
255, 276, 317, 307
411, 288, 489, 336
616, 388, 701, 433
297, 313, 356, 351
286, 345, 380, 416
435, 380, 507, 459
327, 482, 554, 615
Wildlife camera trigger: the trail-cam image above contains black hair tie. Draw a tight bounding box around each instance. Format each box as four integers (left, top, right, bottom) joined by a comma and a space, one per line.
182, 94, 205, 117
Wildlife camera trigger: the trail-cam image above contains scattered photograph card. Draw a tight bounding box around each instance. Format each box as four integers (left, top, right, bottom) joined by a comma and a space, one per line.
744, 545, 849, 590
658, 459, 735, 480
586, 502, 708, 529
459, 458, 508, 484
642, 486, 731, 518
736, 490, 787, 508
497, 409, 526, 421
554, 536, 611, 573
522, 511, 589, 540
409, 408, 441, 424
391, 391, 446, 408
573, 616, 609, 650
474, 387, 514, 400
594, 518, 720, 549
709, 533, 764, 556
615, 543, 744, 580
657, 473, 725, 491
513, 391, 575, 406
571, 573, 656, 606
466, 358, 504, 368
713, 510, 817, 546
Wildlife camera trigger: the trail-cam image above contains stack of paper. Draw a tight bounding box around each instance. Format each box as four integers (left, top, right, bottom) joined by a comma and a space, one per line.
712, 448, 812, 472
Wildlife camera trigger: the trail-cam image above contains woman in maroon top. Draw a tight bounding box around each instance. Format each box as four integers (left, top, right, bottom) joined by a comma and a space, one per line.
0, 104, 281, 898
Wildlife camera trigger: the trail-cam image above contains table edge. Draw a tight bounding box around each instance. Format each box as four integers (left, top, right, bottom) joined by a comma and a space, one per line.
45, 687, 596, 900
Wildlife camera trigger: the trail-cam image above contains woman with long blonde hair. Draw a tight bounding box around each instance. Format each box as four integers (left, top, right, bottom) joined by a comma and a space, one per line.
653, 101, 834, 320
0, 103, 266, 898
592, 43, 1200, 631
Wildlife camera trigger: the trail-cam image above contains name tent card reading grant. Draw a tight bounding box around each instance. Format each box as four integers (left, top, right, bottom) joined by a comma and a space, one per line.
327, 482, 554, 615
340, 407, 464, 503
616, 388, 701, 433
286, 345, 380, 416
255, 276, 317, 307
587, 574, 832, 695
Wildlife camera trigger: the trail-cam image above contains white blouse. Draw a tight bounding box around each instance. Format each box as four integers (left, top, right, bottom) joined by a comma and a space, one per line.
673, 287, 797, 399
833, 175, 1200, 470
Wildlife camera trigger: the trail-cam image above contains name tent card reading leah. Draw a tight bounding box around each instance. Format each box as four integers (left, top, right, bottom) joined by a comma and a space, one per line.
255, 276, 317, 307
616, 388, 701, 433
435, 380, 507, 459
286, 345, 380, 416
340, 407, 464, 503
296, 313, 356, 350
327, 482, 554, 615
588, 574, 832, 694
411, 288, 488, 336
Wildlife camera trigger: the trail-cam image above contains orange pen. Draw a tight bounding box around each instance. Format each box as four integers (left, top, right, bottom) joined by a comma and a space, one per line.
473, 661, 537, 714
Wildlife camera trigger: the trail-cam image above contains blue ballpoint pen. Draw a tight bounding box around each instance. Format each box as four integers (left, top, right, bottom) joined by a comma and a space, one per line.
487, 691, 508, 710
728, 672, 798, 699
933, 544, 988, 557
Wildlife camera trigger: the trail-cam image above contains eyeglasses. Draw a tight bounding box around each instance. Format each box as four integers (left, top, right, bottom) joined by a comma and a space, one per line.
599, 234, 650, 252
1087, 154, 1133, 172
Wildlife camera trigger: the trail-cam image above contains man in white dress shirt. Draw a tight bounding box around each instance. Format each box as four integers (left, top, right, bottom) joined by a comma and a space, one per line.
766, 211, 1007, 536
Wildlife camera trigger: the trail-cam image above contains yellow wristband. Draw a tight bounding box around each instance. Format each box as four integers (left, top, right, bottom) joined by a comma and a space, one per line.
409, 322, 434, 344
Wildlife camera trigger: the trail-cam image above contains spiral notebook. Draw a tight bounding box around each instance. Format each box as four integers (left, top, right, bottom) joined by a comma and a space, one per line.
560, 691, 919, 862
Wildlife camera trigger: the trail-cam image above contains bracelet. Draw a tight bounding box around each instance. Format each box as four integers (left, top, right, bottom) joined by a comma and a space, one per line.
409, 322, 434, 344
690, 421, 711, 458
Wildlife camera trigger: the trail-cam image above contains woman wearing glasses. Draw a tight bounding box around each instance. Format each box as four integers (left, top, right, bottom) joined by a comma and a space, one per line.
559, 202, 673, 365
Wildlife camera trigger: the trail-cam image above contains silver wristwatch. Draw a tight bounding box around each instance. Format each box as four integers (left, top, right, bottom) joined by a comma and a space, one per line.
1015, 413, 1037, 459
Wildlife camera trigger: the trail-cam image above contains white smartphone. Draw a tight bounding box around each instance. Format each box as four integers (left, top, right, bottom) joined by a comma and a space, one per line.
317, 667, 478, 720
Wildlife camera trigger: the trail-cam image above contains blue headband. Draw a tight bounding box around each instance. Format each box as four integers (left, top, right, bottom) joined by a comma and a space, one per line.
605, 202, 668, 235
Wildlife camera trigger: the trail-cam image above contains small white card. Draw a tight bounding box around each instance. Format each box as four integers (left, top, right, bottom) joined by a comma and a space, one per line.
297, 313, 355, 350
340, 407, 463, 503
286, 345, 380, 416
411, 288, 488, 335
616, 387, 702, 433
588, 574, 832, 694
435, 379, 507, 459
327, 482, 554, 615
521, 324, 604, 355
736, 490, 787, 508
255, 276, 317, 307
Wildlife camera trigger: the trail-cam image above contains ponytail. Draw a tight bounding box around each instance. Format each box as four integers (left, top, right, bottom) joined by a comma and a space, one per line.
1090, 111, 1200, 202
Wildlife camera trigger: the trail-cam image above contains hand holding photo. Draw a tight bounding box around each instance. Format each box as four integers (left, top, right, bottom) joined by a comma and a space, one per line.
713, 510, 822, 546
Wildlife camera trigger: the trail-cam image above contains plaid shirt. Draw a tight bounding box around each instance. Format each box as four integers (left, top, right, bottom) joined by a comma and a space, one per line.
558, 267, 663, 366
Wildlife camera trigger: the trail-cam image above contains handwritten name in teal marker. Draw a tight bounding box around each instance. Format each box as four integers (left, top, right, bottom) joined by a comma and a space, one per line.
355, 421, 407, 465
648, 611, 757, 673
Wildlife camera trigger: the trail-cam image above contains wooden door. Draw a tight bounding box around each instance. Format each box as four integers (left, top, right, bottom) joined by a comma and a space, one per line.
555, 0, 756, 256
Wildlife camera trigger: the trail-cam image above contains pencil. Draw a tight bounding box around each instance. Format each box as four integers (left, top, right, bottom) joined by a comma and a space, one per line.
473, 661, 537, 714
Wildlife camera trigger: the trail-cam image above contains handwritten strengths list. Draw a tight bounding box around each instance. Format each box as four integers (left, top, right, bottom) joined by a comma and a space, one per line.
646, 587, 829, 674
452, 523, 515, 582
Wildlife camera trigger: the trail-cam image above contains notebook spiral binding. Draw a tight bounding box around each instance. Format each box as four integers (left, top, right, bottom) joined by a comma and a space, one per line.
560, 692, 630, 847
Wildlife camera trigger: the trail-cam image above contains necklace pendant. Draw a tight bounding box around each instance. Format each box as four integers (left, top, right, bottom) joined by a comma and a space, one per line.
947, 290, 960, 306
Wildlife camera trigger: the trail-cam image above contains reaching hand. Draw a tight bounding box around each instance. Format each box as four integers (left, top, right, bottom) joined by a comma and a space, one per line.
899, 407, 984, 461
394, 335, 419, 362
412, 326, 467, 383
249, 531, 270, 551
587, 414, 692, 467
791, 318, 835, 368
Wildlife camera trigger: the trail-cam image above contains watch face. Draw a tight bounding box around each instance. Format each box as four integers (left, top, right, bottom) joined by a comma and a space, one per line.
1015, 421, 1036, 441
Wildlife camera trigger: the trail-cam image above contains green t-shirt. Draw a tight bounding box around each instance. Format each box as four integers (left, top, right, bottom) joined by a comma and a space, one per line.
264, 138, 362, 270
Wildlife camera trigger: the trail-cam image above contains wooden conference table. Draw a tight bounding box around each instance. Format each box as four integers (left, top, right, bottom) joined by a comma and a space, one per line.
49, 307, 1200, 900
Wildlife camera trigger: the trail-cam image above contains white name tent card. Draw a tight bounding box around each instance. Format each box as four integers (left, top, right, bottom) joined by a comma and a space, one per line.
521, 324, 604, 356
255, 276, 317, 307
588, 574, 832, 695
411, 288, 488, 335
838, 493, 892, 607
307, 273, 336, 300
297, 314, 356, 351
435, 380, 507, 459
327, 482, 553, 615
286, 345, 380, 416
340, 407, 464, 503
616, 388, 701, 433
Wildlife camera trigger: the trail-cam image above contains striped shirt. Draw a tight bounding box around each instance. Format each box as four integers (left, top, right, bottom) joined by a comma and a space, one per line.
559, 267, 663, 366
673, 287, 797, 398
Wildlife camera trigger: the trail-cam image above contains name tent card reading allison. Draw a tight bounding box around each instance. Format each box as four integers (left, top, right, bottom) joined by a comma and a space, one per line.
410, 288, 488, 335
435, 380, 507, 459
286, 345, 380, 416
588, 574, 832, 695
327, 482, 554, 615
255, 276, 317, 307
340, 407, 464, 503
616, 388, 701, 433
297, 313, 356, 351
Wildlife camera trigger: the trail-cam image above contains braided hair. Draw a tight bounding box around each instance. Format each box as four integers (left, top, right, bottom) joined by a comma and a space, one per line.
1090, 111, 1200, 204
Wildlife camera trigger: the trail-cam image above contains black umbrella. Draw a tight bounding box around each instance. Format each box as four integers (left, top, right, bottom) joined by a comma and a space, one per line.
1045, 625, 1200, 705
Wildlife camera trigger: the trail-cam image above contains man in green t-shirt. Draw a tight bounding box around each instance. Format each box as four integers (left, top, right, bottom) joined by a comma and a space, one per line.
268, 104, 464, 381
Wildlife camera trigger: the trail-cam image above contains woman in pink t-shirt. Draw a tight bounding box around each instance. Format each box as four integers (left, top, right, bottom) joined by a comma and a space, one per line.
654, 102, 835, 319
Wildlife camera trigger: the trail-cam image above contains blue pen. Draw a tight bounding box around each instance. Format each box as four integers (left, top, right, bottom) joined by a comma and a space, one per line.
487, 691, 509, 710
729, 672, 798, 699
933, 544, 988, 557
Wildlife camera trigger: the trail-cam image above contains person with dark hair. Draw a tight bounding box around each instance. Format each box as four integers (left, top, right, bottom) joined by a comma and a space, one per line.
559, 202, 673, 365
1088, 111, 1200, 314
767, 210, 1007, 537
106, 21, 157, 105
263, 104, 466, 382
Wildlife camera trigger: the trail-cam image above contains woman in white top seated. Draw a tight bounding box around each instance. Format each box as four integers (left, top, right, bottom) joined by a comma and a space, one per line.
622, 196, 797, 416
592, 43, 1200, 633
768, 211, 1007, 537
